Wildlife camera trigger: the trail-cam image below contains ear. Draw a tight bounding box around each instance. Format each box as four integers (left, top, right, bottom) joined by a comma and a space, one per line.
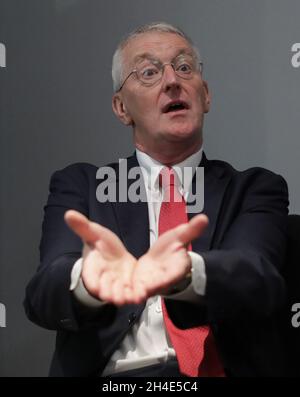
202, 81, 211, 113
112, 93, 133, 126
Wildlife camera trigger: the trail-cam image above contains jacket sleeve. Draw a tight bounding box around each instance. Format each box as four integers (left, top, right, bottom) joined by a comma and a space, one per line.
166, 170, 289, 327
24, 164, 116, 331
202, 171, 289, 321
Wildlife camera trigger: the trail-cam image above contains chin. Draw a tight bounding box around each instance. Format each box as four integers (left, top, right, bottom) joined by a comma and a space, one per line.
165, 125, 198, 141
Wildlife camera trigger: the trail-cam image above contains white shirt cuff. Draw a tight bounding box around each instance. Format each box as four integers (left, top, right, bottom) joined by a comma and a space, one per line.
70, 258, 107, 308
164, 251, 206, 302
189, 251, 207, 296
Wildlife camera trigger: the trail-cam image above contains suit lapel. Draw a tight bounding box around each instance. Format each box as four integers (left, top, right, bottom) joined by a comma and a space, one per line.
188, 153, 232, 252
110, 154, 150, 258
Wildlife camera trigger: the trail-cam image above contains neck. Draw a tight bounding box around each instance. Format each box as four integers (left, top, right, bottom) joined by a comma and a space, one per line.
135, 136, 202, 166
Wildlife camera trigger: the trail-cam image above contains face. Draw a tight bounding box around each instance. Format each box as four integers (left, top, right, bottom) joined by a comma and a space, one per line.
112, 32, 210, 153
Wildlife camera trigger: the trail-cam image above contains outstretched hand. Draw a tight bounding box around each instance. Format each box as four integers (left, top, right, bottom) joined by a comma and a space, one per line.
133, 214, 209, 298
65, 210, 208, 306
65, 210, 139, 305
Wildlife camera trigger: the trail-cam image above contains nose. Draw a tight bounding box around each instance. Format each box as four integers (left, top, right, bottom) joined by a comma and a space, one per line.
161, 64, 181, 92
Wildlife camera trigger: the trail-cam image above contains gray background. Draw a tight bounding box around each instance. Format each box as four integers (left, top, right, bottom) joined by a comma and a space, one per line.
0, 0, 299, 376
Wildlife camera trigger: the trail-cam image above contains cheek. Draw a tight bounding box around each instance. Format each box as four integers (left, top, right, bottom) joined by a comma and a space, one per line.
193, 94, 207, 116
129, 95, 159, 123
191, 80, 208, 106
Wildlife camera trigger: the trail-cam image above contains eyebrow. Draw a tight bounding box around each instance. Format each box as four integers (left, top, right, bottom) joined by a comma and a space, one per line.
132, 48, 195, 64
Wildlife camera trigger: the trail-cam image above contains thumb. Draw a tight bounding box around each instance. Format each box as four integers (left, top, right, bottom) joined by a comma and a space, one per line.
176, 214, 209, 245
65, 210, 128, 256
64, 210, 100, 244
153, 214, 209, 253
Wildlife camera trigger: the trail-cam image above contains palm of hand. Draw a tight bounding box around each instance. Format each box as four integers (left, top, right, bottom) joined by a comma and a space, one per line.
65, 210, 208, 306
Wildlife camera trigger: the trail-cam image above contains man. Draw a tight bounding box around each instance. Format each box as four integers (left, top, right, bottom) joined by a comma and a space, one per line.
24, 22, 289, 377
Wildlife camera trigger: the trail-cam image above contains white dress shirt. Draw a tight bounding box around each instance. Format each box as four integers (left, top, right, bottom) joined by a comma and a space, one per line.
70, 148, 207, 375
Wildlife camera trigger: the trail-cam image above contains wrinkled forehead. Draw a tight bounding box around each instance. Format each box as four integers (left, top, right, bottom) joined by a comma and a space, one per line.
122, 32, 195, 69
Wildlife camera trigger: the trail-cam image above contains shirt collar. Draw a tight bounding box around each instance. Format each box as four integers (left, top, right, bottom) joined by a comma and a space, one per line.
136, 146, 203, 193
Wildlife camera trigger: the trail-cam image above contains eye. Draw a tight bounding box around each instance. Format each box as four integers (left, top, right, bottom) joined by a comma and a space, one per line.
140, 66, 159, 79
176, 63, 192, 74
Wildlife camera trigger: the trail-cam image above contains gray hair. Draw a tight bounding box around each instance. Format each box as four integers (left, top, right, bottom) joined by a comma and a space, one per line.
112, 22, 201, 92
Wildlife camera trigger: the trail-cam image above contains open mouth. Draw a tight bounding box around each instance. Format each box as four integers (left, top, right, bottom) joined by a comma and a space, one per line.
162, 100, 189, 113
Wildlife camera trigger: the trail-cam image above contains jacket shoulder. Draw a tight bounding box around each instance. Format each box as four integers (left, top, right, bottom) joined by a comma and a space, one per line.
207, 157, 287, 183
53, 162, 98, 177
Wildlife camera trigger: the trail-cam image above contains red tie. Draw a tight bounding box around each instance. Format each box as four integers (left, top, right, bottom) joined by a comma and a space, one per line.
158, 167, 224, 377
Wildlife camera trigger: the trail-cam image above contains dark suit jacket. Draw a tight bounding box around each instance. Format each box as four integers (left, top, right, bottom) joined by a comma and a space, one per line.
24, 153, 289, 377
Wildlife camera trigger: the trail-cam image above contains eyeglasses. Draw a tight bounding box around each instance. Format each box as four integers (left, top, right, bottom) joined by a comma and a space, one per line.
116, 55, 203, 92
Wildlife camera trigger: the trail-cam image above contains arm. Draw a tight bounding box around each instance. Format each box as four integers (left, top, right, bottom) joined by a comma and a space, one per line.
166, 170, 289, 327
203, 171, 289, 320
24, 165, 104, 331
24, 164, 208, 331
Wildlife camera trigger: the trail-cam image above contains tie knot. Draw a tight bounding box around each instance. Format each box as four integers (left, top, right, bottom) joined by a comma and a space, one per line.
159, 167, 179, 189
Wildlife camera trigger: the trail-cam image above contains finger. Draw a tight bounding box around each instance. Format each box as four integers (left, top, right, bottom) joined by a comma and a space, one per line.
131, 279, 148, 304
123, 285, 135, 303
153, 214, 209, 253
94, 232, 128, 258
65, 210, 126, 256
176, 213, 209, 244
64, 210, 99, 244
